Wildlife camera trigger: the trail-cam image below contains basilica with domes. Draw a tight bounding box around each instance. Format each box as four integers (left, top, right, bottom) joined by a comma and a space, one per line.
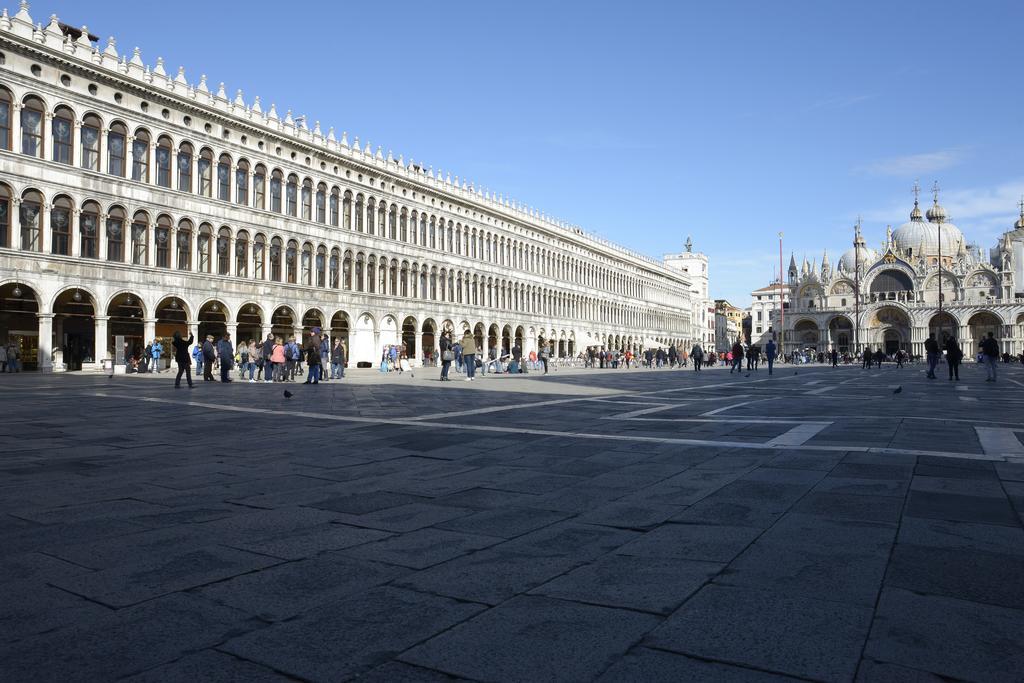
778, 186, 1024, 358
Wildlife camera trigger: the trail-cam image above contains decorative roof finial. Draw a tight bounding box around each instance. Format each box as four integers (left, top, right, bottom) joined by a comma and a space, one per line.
932, 180, 940, 204
685, 235, 693, 252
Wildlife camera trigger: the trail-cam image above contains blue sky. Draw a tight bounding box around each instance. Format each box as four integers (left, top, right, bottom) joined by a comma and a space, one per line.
35, 0, 1024, 304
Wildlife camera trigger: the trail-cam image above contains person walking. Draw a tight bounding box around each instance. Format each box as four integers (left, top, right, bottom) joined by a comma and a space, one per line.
331, 338, 345, 379
511, 341, 523, 374
216, 332, 234, 383
730, 340, 744, 374
439, 330, 454, 381
924, 333, 939, 379
830, 348, 838, 367
304, 335, 322, 384
151, 339, 164, 373
171, 330, 194, 389
202, 335, 216, 381
862, 347, 872, 370
980, 331, 999, 382
539, 343, 550, 374
691, 343, 703, 372
765, 338, 777, 376
945, 336, 963, 381
461, 330, 478, 381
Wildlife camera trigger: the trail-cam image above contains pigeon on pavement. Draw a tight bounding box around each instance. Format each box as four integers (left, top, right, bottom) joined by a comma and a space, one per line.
283, 390, 293, 398
893, 386, 902, 394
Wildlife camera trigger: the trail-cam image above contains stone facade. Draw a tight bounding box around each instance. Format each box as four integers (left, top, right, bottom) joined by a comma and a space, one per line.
0, 4, 693, 371
782, 189, 1024, 358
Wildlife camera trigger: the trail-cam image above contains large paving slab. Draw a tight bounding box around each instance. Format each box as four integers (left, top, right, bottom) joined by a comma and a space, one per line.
1, 364, 1023, 680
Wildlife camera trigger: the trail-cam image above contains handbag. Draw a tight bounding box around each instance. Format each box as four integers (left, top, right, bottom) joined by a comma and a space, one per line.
442, 350, 454, 362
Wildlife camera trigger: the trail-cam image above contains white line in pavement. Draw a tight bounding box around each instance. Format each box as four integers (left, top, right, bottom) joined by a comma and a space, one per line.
614, 417, 827, 425
975, 427, 1024, 457
86, 392, 1022, 463
955, 385, 968, 391
701, 399, 765, 416
806, 385, 838, 395
609, 404, 681, 419
959, 396, 979, 402
765, 422, 832, 446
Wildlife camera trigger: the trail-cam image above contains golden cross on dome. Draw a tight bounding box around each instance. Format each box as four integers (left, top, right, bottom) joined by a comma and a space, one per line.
912, 180, 920, 203
932, 180, 940, 203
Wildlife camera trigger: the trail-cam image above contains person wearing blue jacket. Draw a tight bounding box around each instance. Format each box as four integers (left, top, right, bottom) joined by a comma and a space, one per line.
216, 332, 234, 383
150, 339, 163, 373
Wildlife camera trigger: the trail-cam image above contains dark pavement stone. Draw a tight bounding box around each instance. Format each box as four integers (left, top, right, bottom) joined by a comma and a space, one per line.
333, 502, 477, 532
904, 490, 1020, 526
885, 543, 1024, 610
616, 523, 762, 562
598, 647, 803, 682
755, 513, 897, 553
829, 462, 915, 480
49, 525, 217, 569
341, 527, 502, 569
120, 650, 292, 682
994, 461, 1024, 481
223, 522, 392, 560
0, 593, 259, 683
576, 501, 685, 530
914, 463, 999, 480
646, 584, 873, 682
854, 659, 947, 682
304, 490, 431, 515
220, 587, 485, 681
910, 474, 1007, 497
198, 553, 407, 620
531, 554, 722, 614
0, 580, 111, 644
812, 476, 908, 497
358, 660, 475, 682
50, 545, 284, 608
435, 506, 571, 539
0, 550, 94, 584
400, 595, 660, 682
864, 588, 1024, 682
790, 492, 903, 524
896, 517, 1024, 556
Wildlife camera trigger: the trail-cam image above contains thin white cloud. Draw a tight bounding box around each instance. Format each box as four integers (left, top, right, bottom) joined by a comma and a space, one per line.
808, 93, 878, 110
855, 149, 966, 177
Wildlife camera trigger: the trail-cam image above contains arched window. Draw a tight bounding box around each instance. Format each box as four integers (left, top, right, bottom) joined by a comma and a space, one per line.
217, 227, 231, 275
131, 210, 149, 265
235, 159, 249, 206
389, 205, 397, 240
106, 206, 125, 261
131, 128, 150, 182
198, 148, 213, 196
285, 239, 298, 283
155, 214, 172, 267
367, 255, 377, 294
21, 96, 44, 157
217, 154, 231, 201
420, 214, 427, 246
400, 261, 409, 297
197, 224, 212, 273
269, 236, 282, 281
19, 189, 42, 251
329, 248, 340, 288
177, 142, 193, 192
355, 253, 364, 292
80, 200, 100, 258
390, 259, 398, 294
155, 135, 173, 188
302, 179, 313, 221
253, 164, 266, 209
342, 192, 354, 229
253, 234, 266, 279
315, 183, 326, 223
0, 87, 11, 151
50, 195, 72, 255
380, 201, 390, 237
301, 242, 312, 285
400, 209, 408, 242
353, 193, 362, 231
52, 106, 74, 164
270, 170, 283, 212
343, 250, 352, 290
286, 175, 298, 217
329, 187, 339, 226
316, 245, 326, 287
429, 217, 436, 249
176, 219, 193, 270
81, 113, 101, 171
369, 198, 379, 235
107, 122, 127, 176
235, 230, 249, 277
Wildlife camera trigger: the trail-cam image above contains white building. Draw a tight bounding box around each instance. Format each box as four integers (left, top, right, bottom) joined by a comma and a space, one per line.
0, 6, 695, 371
783, 185, 1024, 357
748, 280, 789, 346
664, 236, 714, 350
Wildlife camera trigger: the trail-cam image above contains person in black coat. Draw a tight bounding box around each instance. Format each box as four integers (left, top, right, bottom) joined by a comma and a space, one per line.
439, 331, 453, 381
172, 330, 194, 388
945, 336, 963, 381
202, 335, 216, 381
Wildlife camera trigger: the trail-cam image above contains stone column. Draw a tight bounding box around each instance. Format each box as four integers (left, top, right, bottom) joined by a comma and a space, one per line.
42, 111, 53, 161
37, 313, 54, 372
226, 322, 238, 346
38, 201, 50, 254
93, 315, 109, 368
98, 128, 108, 174
414, 331, 423, 367
143, 318, 157, 346
98, 212, 108, 261
261, 323, 272, 344
228, 165, 236, 204
146, 222, 156, 267
70, 208, 81, 258
11, 102, 21, 155
72, 120, 81, 168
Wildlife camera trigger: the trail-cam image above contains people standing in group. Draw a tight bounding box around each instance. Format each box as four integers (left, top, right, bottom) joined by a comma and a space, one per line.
192, 342, 203, 376
331, 339, 346, 379
319, 335, 331, 382
439, 330, 454, 381
304, 334, 322, 384
202, 335, 216, 381
270, 336, 286, 382
284, 336, 300, 382
511, 341, 523, 374
925, 333, 940, 379
980, 331, 999, 382
461, 331, 478, 381
216, 332, 234, 383
730, 340, 744, 374
945, 335, 963, 381
765, 338, 777, 376
171, 330, 194, 389
260, 334, 275, 383
238, 340, 251, 381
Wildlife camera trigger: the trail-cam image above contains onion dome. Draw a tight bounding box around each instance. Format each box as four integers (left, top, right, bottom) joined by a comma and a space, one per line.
926, 198, 948, 223
839, 245, 876, 272
893, 198, 963, 258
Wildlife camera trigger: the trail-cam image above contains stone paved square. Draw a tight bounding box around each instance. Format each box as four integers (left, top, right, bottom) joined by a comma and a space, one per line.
2, 364, 1024, 681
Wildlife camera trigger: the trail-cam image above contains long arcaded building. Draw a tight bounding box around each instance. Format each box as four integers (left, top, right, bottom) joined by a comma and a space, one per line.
0, 4, 693, 371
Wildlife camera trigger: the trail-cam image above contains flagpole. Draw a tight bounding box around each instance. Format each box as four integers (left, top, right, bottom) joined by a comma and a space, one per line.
778, 232, 785, 357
